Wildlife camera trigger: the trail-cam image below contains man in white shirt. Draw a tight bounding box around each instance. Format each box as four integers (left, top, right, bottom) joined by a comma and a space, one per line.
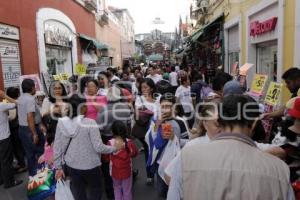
175, 75, 193, 128
169, 66, 178, 94
0, 90, 23, 188
107, 67, 120, 84
146, 66, 162, 84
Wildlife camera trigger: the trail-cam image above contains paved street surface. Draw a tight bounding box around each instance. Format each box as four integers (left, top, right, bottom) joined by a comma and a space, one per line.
0, 147, 161, 200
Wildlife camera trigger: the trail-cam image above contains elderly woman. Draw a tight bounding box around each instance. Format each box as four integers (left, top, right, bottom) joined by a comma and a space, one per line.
54, 94, 123, 200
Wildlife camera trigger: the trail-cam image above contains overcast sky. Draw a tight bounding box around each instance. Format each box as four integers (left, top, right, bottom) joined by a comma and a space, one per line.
107, 0, 190, 34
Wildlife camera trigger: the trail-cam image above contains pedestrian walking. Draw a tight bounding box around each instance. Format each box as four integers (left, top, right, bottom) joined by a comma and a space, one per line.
18, 79, 45, 177
6, 87, 27, 173
132, 78, 160, 185
0, 90, 23, 188
54, 94, 122, 200
175, 75, 193, 128
166, 95, 294, 200
108, 121, 138, 200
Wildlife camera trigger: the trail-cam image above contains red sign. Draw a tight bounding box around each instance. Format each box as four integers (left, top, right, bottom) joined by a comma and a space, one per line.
250, 17, 278, 37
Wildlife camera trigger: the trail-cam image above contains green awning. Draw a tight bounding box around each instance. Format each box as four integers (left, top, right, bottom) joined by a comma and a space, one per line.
189, 13, 224, 42
191, 29, 203, 42
149, 54, 164, 61
79, 34, 109, 50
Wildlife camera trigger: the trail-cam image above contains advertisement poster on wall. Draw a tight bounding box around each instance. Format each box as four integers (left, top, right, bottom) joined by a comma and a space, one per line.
19, 74, 43, 93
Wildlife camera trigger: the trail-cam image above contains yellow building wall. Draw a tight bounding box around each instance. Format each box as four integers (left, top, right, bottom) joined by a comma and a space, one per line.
282, 0, 295, 103
208, 0, 296, 104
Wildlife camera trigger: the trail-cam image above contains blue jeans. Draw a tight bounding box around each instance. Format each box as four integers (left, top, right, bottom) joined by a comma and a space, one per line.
18, 126, 44, 176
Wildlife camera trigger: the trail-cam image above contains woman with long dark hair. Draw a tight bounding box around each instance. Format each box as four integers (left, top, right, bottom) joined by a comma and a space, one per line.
133, 78, 160, 185
41, 81, 68, 117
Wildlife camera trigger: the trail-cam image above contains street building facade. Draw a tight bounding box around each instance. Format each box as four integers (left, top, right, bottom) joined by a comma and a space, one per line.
0, 0, 135, 90
187, 0, 298, 102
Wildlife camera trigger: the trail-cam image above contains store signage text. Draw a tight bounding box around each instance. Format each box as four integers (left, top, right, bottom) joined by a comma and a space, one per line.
4, 66, 20, 81
44, 21, 71, 47
250, 17, 277, 37
0, 24, 20, 40
1, 46, 18, 59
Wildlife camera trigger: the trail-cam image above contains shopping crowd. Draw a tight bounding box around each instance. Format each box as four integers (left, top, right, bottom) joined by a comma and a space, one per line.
0, 63, 300, 200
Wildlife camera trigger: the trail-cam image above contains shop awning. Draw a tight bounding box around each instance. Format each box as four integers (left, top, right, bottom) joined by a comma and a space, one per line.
79, 34, 109, 50
149, 54, 164, 61
202, 13, 224, 32
191, 29, 203, 42
189, 13, 224, 42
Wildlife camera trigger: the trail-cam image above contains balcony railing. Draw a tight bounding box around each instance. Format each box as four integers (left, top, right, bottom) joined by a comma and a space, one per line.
84, 0, 97, 12
96, 11, 109, 26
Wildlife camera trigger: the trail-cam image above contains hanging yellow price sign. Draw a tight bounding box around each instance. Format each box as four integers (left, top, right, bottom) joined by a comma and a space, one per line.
60, 73, 69, 81
250, 74, 268, 95
53, 75, 60, 81
75, 64, 87, 75
264, 82, 283, 106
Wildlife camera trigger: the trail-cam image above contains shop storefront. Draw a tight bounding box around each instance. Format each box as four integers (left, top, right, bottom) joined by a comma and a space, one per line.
36, 8, 78, 77
0, 23, 22, 88
187, 15, 224, 83
246, 1, 283, 86
44, 20, 73, 75
79, 34, 110, 72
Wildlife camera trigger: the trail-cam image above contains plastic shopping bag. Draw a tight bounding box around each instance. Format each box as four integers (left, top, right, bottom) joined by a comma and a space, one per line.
55, 179, 74, 200
158, 136, 181, 183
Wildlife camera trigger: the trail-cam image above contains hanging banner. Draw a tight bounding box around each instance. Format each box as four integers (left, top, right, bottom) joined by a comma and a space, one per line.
75, 63, 86, 75
19, 74, 43, 93
264, 82, 283, 106
250, 74, 268, 95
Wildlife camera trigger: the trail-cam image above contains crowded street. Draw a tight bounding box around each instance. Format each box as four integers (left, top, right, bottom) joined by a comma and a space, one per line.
0, 0, 300, 200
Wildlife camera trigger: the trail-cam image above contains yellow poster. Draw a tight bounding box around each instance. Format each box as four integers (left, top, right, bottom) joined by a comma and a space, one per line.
75, 64, 86, 75
53, 75, 60, 81
250, 74, 268, 95
265, 82, 283, 106
60, 73, 69, 81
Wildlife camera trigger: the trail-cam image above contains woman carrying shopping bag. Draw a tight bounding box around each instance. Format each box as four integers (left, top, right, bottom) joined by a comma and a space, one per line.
54, 94, 123, 200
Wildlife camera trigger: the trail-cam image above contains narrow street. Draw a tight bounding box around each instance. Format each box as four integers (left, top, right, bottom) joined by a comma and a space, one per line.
0, 147, 161, 200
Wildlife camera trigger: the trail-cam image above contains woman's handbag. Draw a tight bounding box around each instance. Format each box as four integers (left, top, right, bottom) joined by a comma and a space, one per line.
132, 96, 154, 138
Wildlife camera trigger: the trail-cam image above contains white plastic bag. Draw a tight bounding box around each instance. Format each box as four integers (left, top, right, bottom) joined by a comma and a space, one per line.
158, 136, 181, 183
55, 179, 74, 200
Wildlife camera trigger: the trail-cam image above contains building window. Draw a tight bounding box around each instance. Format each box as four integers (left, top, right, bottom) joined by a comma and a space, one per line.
227, 25, 239, 73
229, 52, 239, 74
257, 42, 277, 82
46, 46, 72, 75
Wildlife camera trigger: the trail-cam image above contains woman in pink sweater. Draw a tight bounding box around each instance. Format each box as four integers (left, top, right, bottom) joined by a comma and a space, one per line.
85, 80, 107, 120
